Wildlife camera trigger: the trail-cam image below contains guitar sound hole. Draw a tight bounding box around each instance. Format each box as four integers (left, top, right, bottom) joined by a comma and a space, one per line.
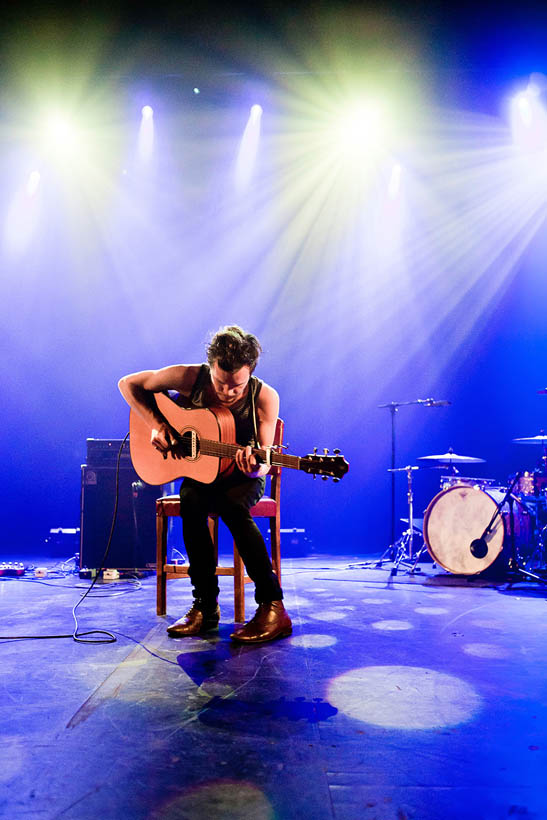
178, 430, 198, 459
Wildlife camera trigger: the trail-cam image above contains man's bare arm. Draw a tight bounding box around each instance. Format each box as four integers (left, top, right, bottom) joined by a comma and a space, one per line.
118, 365, 200, 452
235, 383, 280, 478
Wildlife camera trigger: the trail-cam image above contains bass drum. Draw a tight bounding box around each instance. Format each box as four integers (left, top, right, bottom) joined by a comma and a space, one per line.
424, 485, 505, 575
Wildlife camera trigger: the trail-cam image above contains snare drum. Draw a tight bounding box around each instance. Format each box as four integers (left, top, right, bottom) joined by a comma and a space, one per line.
424, 484, 532, 575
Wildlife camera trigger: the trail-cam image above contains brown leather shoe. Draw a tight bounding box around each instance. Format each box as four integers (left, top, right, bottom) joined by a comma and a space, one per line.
166, 603, 220, 637
230, 601, 292, 644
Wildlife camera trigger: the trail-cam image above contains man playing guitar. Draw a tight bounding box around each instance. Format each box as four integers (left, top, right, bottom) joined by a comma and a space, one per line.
118, 325, 292, 643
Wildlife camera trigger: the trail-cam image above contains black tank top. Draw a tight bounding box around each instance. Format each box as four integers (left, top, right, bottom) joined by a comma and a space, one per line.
188, 364, 263, 447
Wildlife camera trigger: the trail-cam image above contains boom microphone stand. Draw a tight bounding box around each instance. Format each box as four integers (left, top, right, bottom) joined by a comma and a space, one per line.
375, 397, 451, 564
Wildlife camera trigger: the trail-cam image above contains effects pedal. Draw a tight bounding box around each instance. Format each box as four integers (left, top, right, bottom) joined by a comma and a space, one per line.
0, 562, 25, 577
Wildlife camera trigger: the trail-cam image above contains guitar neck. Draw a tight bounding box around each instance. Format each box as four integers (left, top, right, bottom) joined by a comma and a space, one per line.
199, 438, 300, 470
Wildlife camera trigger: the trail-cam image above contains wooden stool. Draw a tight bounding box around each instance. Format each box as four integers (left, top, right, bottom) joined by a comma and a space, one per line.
156, 419, 283, 623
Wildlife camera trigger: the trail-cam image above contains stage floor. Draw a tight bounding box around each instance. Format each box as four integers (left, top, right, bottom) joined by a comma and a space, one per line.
2, 554, 547, 819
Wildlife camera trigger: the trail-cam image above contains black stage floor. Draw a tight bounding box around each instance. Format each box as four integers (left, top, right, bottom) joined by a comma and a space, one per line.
2, 554, 547, 819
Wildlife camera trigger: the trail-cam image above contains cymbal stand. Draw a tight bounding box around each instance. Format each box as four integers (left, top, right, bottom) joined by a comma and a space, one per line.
356, 465, 425, 573
388, 466, 425, 575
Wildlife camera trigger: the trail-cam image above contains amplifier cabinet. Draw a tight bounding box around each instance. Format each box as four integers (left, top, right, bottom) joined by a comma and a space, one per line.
80, 465, 158, 570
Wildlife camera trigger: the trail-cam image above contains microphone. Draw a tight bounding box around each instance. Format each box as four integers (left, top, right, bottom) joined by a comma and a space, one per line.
421, 398, 451, 407
470, 538, 488, 559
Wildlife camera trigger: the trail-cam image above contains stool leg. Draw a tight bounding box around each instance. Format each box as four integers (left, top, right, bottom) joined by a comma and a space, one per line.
233, 543, 245, 623
270, 515, 281, 585
156, 510, 167, 616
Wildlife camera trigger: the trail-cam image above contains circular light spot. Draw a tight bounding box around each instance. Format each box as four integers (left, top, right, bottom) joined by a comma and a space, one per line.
197, 682, 234, 698
422, 591, 453, 599
289, 634, 337, 648
414, 607, 449, 615
0, 736, 23, 782
284, 595, 313, 608
362, 598, 391, 605
328, 666, 482, 729
471, 619, 505, 629
309, 610, 348, 622
177, 640, 220, 652
155, 781, 274, 819
371, 620, 413, 631
463, 643, 510, 659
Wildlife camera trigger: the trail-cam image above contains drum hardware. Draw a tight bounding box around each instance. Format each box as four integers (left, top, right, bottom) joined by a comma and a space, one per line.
440, 475, 499, 491
502, 477, 546, 584
385, 465, 425, 575
512, 431, 547, 474
417, 448, 486, 465
423, 473, 545, 581
377, 398, 451, 555
357, 464, 428, 573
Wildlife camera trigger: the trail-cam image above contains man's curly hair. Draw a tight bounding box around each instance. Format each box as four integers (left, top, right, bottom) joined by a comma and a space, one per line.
206, 325, 262, 373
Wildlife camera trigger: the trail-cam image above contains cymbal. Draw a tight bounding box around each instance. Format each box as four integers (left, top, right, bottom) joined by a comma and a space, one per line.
417, 449, 485, 464
512, 435, 547, 444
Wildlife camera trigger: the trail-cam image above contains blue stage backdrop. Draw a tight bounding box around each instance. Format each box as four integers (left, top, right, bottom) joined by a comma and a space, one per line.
1, 76, 547, 559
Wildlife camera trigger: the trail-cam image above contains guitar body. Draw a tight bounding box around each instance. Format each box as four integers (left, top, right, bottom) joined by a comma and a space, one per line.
129, 394, 236, 485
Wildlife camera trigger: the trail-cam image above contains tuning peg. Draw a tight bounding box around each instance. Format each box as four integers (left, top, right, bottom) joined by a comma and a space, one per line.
323, 448, 329, 455
333, 478, 340, 483
333, 448, 340, 455
322, 475, 328, 481
313, 447, 318, 455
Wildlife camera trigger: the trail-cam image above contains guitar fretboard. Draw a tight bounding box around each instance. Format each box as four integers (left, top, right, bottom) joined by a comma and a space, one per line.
200, 438, 301, 470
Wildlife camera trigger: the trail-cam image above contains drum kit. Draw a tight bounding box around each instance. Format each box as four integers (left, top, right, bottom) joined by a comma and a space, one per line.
371, 392, 547, 581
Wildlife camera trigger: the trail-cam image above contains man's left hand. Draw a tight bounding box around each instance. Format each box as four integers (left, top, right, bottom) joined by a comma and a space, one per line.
235, 446, 264, 477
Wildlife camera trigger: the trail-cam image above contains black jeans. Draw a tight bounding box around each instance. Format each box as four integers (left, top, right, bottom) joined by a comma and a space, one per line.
179, 470, 283, 608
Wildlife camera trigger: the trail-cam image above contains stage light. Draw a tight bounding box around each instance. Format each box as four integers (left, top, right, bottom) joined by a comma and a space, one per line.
388, 162, 402, 198
235, 104, 263, 192
138, 104, 154, 162
26, 171, 41, 198
514, 92, 533, 127
43, 113, 80, 156
332, 99, 389, 156
4, 173, 42, 257
510, 89, 547, 150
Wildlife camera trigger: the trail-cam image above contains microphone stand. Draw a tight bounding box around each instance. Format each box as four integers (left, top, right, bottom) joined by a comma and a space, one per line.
354, 397, 450, 571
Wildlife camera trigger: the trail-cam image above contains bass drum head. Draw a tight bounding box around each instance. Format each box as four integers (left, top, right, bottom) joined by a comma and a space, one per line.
424, 485, 505, 575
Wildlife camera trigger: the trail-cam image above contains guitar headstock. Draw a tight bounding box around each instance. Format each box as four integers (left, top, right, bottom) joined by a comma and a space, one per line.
300, 448, 349, 481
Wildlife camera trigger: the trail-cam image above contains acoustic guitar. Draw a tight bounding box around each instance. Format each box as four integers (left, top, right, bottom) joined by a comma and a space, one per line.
129, 392, 349, 486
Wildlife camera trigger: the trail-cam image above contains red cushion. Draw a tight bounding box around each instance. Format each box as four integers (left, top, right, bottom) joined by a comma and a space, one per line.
249, 496, 277, 516
157, 494, 277, 518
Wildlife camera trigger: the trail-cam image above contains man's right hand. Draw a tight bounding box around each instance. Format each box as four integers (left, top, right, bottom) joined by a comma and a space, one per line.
151, 423, 180, 458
